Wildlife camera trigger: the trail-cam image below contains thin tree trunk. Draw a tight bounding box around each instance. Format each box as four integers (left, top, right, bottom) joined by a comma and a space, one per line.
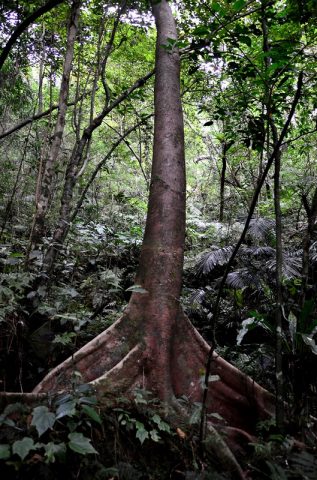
219, 142, 227, 222
272, 134, 284, 430
38, 24, 46, 114
301, 188, 317, 306
28, 0, 81, 254
41, 68, 154, 275
219, 139, 234, 222
261, 0, 284, 429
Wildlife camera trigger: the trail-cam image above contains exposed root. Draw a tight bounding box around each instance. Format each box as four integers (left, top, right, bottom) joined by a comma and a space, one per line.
0, 392, 48, 410
204, 422, 247, 480
0, 305, 275, 478
33, 310, 140, 393
156, 397, 247, 479
91, 344, 144, 396
180, 313, 274, 414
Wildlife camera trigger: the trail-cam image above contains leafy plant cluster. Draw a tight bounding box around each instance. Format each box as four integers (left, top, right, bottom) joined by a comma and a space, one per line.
0, 385, 233, 480
0, 381, 101, 479
184, 216, 317, 434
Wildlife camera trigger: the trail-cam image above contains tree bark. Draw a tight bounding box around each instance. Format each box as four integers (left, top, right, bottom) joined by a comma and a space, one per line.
272, 134, 284, 430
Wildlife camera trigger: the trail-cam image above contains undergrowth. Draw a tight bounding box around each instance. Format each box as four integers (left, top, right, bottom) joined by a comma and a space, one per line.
0, 383, 316, 479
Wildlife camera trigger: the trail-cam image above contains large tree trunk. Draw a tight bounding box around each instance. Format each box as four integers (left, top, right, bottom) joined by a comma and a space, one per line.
32, 0, 274, 470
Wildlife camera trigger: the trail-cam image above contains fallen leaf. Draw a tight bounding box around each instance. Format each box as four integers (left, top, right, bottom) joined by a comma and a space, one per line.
176, 427, 186, 439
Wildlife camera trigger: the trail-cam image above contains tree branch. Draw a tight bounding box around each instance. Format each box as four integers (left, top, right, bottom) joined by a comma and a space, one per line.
0, 0, 65, 71
100, 0, 127, 104
70, 114, 153, 223
282, 127, 317, 146
0, 96, 86, 141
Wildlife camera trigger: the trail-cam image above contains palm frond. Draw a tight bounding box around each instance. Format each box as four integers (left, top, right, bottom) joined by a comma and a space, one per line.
266, 254, 301, 280
189, 288, 206, 304
240, 245, 275, 257
283, 254, 302, 279
310, 241, 317, 263
289, 450, 317, 479
247, 217, 275, 241
196, 246, 234, 276
226, 268, 262, 290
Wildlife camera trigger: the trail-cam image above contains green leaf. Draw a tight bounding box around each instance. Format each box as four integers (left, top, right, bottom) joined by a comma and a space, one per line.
189, 408, 201, 425
266, 461, 288, 480
301, 334, 317, 354
76, 384, 95, 395
233, 0, 246, 11
54, 392, 73, 406
68, 432, 98, 455
192, 26, 210, 36
0, 444, 10, 460
239, 35, 252, 47
78, 395, 97, 405
44, 442, 66, 463
56, 400, 77, 419
149, 429, 161, 442
53, 332, 76, 346
31, 406, 56, 437
0, 414, 15, 427
81, 405, 102, 425
209, 412, 224, 421
151, 414, 171, 433
211, 1, 222, 13
12, 437, 35, 460
135, 421, 149, 444
126, 284, 148, 294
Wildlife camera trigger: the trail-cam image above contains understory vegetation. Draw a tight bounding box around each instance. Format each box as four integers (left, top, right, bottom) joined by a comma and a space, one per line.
1, 0, 317, 478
